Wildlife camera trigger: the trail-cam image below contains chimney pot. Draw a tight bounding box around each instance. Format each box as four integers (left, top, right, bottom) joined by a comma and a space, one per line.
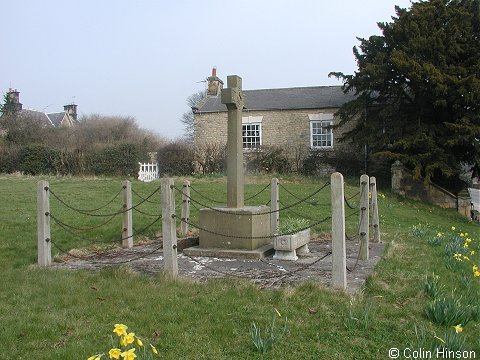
212, 67, 217, 77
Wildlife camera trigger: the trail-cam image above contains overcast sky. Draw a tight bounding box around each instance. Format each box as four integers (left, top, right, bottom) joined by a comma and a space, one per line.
1, 0, 413, 139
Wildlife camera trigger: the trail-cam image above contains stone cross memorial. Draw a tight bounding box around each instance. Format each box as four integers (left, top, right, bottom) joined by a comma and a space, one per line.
183, 74, 273, 259
222, 75, 245, 208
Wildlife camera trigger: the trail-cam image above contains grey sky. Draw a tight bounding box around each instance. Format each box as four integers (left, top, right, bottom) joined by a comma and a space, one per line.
1, 0, 412, 139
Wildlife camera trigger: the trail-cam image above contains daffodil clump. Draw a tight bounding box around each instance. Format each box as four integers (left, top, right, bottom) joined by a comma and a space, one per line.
450, 226, 480, 280
87, 324, 159, 360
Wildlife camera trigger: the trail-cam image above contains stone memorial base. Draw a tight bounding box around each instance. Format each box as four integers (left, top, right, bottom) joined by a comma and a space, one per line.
183, 205, 273, 259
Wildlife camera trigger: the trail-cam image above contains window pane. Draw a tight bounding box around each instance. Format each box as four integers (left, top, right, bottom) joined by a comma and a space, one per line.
311, 121, 332, 148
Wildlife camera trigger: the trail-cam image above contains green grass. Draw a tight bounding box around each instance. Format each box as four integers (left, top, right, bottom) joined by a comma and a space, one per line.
0, 173, 479, 359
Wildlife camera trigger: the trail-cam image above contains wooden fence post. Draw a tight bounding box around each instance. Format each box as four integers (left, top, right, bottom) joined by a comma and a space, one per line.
180, 180, 190, 236
122, 180, 133, 248
359, 174, 370, 260
331, 172, 346, 290
370, 177, 381, 243
37, 180, 51, 266
161, 178, 178, 278
270, 178, 279, 235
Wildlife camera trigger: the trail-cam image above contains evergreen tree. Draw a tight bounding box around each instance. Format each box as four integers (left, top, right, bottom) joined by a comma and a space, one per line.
330, 0, 480, 186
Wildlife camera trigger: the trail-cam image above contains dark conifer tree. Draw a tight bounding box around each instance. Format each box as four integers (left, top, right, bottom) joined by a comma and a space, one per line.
331, 0, 480, 185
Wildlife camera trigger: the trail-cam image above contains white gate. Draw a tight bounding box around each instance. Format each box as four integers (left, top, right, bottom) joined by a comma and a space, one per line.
138, 162, 159, 182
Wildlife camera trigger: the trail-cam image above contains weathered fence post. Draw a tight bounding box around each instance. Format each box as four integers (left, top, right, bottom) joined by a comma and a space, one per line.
270, 178, 279, 235
359, 174, 370, 260
180, 180, 190, 236
37, 180, 51, 266
122, 180, 133, 248
370, 177, 381, 243
161, 178, 178, 278
331, 172, 346, 290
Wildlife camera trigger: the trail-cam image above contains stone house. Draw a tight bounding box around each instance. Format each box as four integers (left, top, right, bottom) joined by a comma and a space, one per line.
193, 68, 357, 171
1, 88, 78, 130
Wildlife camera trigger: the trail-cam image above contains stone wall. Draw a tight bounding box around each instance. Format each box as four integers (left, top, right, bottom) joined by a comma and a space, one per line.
391, 161, 472, 218
194, 108, 354, 153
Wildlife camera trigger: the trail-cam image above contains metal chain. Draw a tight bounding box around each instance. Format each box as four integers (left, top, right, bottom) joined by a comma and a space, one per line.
346, 207, 366, 272
261, 250, 332, 276
278, 200, 323, 223
48, 210, 120, 232
51, 185, 162, 218
51, 239, 164, 265
131, 187, 159, 204
49, 187, 123, 213
175, 215, 331, 239
174, 182, 331, 217
244, 183, 271, 201
279, 183, 327, 206
189, 185, 225, 204
133, 207, 161, 217
50, 212, 162, 245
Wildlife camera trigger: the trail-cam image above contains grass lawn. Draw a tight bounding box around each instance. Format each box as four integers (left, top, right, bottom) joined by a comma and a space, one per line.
0, 174, 479, 359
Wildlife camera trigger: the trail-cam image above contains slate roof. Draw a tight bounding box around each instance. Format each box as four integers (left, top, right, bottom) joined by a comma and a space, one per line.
17, 109, 72, 128
47, 112, 66, 127
195, 85, 356, 113
20, 109, 54, 127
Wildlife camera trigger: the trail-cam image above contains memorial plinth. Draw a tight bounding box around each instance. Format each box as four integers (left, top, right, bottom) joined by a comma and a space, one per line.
199, 206, 271, 250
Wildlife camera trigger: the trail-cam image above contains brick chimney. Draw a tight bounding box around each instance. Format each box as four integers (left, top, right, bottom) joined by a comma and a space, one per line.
207, 67, 223, 96
6, 88, 22, 112
64, 103, 77, 121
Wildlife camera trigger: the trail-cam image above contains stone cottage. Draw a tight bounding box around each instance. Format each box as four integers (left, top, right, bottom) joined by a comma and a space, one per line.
193, 68, 357, 170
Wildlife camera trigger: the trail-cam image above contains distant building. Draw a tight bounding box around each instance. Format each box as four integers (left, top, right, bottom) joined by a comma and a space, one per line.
1, 88, 78, 129
193, 68, 356, 155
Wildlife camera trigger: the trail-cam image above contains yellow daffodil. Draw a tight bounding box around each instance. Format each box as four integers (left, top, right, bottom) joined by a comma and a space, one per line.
453, 253, 463, 261
135, 336, 143, 347
453, 324, 463, 333
451, 226, 456, 231
465, 233, 468, 236
471, 251, 476, 256
437, 232, 443, 237
122, 332, 135, 346
473, 265, 479, 272
150, 344, 159, 355
474, 271, 480, 277
113, 324, 128, 337
466, 238, 472, 243
464, 243, 469, 249
120, 348, 136, 360
463, 256, 470, 261
460, 233, 465, 237
87, 355, 103, 360
108, 348, 121, 359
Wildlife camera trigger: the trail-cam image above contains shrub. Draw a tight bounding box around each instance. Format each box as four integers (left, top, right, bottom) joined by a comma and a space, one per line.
19, 144, 59, 175
302, 147, 363, 177
245, 146, 291, 174
0, 144, 21, 173
157, 141, 195, 176
194, 143, 226, 174
87, 143, 140, 176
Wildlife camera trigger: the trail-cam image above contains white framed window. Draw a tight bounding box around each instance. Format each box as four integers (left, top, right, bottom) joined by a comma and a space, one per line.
242, 116, 262, 150
310, 121, 333, 148
310, 114, 334, 149
243, 123, 261, 149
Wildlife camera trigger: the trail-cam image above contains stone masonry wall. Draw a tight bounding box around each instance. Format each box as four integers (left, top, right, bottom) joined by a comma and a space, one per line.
391, 161, 472, 218
194, 108, 353, 153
